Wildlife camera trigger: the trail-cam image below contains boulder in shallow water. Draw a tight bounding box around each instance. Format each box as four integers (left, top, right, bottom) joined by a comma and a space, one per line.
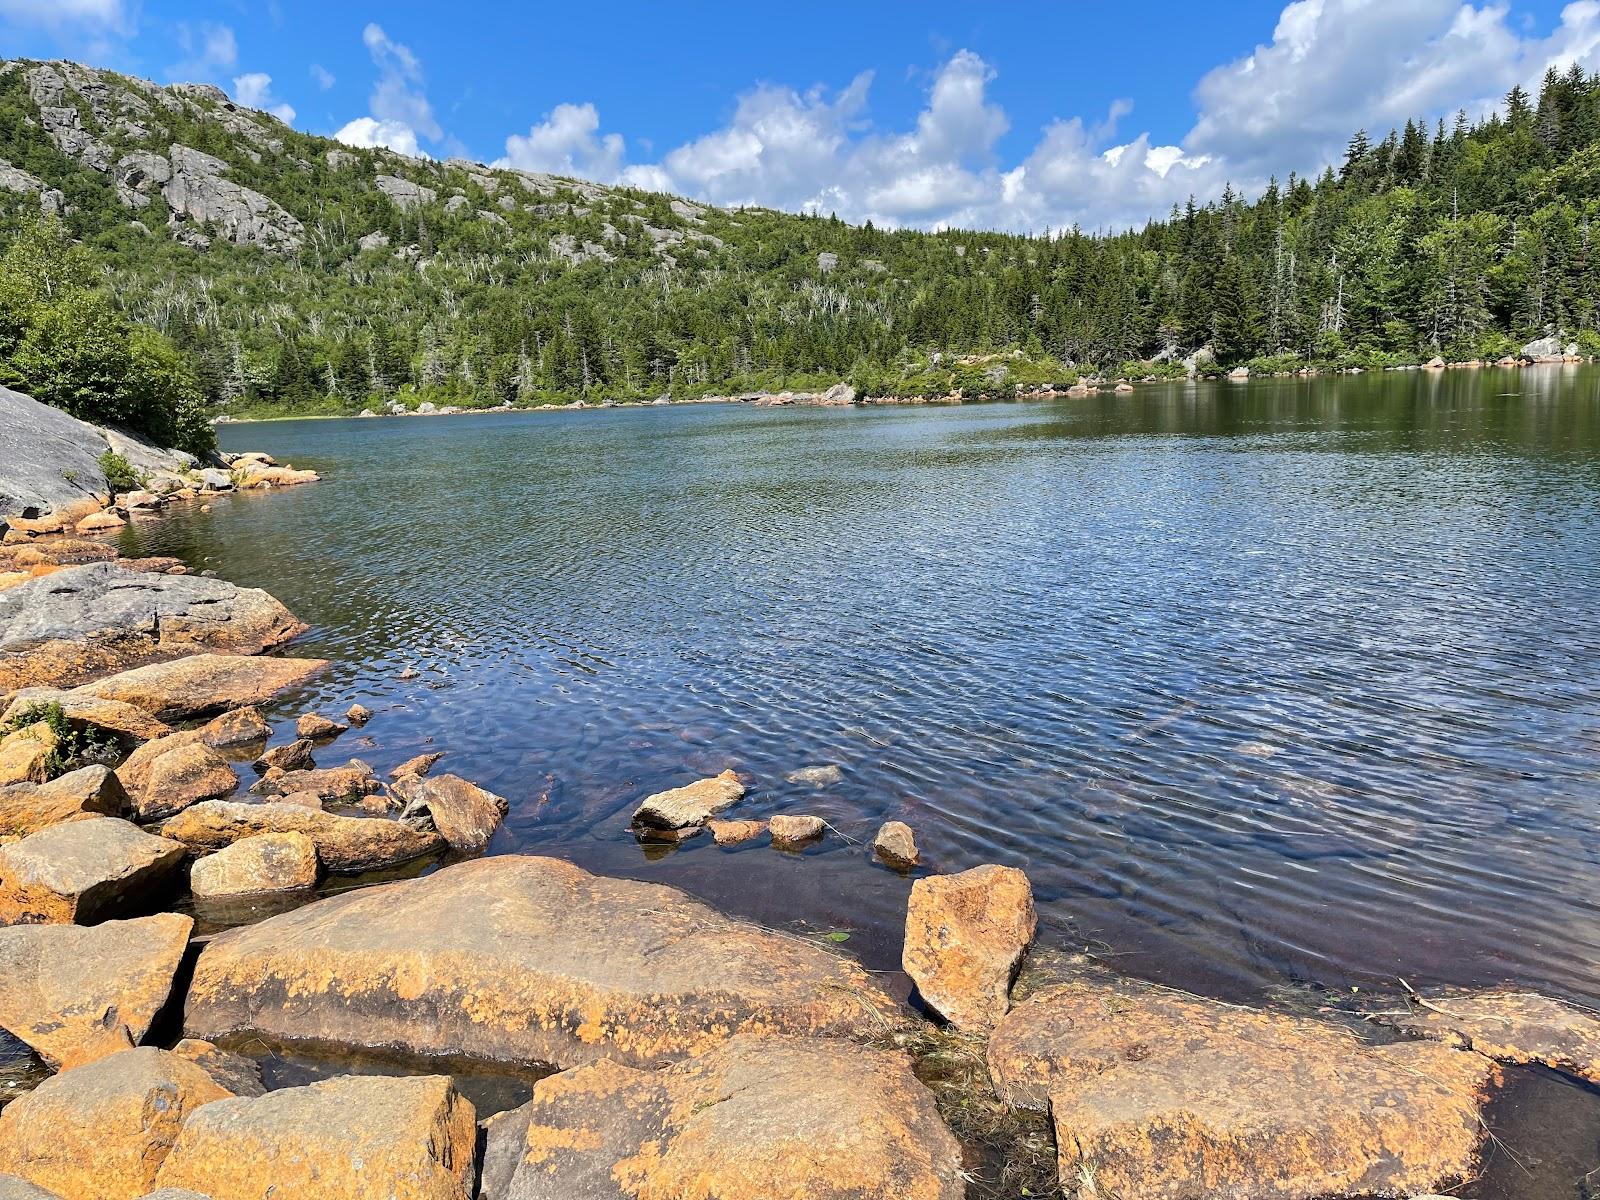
0, 1048, 231, 1200
251, 737, 313, 774
293, 713, 346, 741
488, 1035, 963, 1200
784, 763, 843, 788
389, 751, 443, 779
195, 706, 270, 751
902, 863, 1034, 1031
183, 855, 902, 1071
0, 565, 309, 693
0, 817, 185, 925
0, 914, 192, 1069
153, 1074, 475, 1200
987, 979, 1496, 1200
61, 653, 329, 722
161, 800, 441, 873
391, 771, 507, 852
0, 765, 126, 838
873, 819, 919, 867
707, 817, 767, 845
631, 768, 744, 830
768, 813, 825, 847
189, 831, 318, 899
1378, 990, 1600, 1084
249, 760, 379, 803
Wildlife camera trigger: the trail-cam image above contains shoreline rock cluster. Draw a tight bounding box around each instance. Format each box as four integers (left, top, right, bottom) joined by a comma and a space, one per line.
6, 401, 1600, 1198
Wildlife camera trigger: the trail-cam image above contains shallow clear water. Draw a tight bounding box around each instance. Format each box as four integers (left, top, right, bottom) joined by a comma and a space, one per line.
115, 366, 1600, 1016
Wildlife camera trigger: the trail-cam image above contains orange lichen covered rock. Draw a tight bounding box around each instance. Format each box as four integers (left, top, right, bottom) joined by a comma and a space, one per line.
0, 817, 185, 925
1, 690, 172, 744
0, 914, 192, 1069
184, 856, 902, 1071
1380, 990, 1600, 1083
59, 654, 329, 722
488, 1035, 963, 1200
159, 801, 441, 873
153, 1074, 474, 1200
0, 725, 56, 788
707, 818, 767, 846
902, 863, 1035, 1031
116, 737, 237, 821
189, 832, 319, 899
631, 769, 744, 830
0, 766, 126, 838
390, 772, 507, 852
987, 980, 1497, 1200
0, 1048, 231, 1200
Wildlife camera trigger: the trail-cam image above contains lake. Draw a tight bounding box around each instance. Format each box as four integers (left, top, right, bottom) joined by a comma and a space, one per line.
117, 365, 1600, 1015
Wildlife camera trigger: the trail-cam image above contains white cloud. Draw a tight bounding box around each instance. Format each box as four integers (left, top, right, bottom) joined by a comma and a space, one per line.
334, 23, 443, 159
487, 2, 1600, 233
232, 71, 296, 124
0, 0, 125, 27
310, 63, 336, 90
170, 21, 238, 81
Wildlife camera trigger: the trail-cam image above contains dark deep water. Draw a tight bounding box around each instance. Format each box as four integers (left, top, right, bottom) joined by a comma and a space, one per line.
98, 364, 1600, 1193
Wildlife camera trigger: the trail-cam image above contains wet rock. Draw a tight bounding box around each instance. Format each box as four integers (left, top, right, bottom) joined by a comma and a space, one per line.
117, 737, 237, 820
184, 855, 902, 1071
988, 980, 1496, 1200
294, 713, 346, 741
249, 760, 379, 804
873, 820, 919, 867
0, 725, 56, 787
707, 818, 767, 846
491, 1035, 962, 1200
390, 751, 443, 779
631, 769, 744, 830
1380, 991, 1600, 1084
160, 801, 442, 873
785, 763, 843, 788
189, 832, 318, 899
903, 864, 1035, 1031
63, 654, 329, 722
251, 738, 313, 774
391, 772, 507, 853
195, 706, 270, 751
169, 1038, 265, 1097
0, 566, 310, 692
0, 914, 192, 1069
0, 766, 127, 838
345, 703, 373, 726
1, 689, 173, 745
73, 511, 124, 534
0, 1048, 231, 1200
768, 813, 825, 847
0, 818, 185, 925
154, 1074, 475, 1200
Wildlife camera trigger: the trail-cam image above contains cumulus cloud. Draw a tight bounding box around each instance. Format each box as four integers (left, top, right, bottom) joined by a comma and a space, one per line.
232, 72, 296, 124
335, 22, 443, 158
490, 2, 1600, 232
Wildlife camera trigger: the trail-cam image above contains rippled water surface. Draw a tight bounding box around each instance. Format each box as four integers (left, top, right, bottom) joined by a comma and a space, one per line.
118, 366, 1600, 1012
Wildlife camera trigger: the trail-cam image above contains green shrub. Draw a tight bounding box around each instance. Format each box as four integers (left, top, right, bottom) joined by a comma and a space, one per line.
97, 449, 140, 494
1, 702, 122, 779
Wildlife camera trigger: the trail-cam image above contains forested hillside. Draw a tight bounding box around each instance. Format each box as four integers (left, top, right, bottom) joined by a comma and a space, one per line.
1, 57, 1598, 420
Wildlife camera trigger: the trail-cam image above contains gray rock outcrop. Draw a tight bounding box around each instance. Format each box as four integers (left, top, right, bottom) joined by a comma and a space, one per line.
375, 175, 437, 211
0, 160, 63, 215
164, 145, 304, 252
0, 386, 111, 524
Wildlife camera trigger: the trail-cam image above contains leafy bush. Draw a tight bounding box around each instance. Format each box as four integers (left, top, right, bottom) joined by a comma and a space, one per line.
1, 701, 122, 779
97, 450, 140, 494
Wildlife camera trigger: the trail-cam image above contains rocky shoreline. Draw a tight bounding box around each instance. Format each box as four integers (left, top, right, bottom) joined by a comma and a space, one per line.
4, 385, 1600, 1199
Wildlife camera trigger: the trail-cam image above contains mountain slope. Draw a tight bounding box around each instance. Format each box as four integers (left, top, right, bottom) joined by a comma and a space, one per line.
1, 58, 1598, 416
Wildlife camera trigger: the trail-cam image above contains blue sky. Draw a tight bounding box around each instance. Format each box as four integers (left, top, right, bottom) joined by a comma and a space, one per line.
4, 1, 1598, 231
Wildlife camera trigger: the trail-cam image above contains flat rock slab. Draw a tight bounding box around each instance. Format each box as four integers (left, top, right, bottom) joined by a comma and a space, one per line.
391, 772, 507, 852
632, 769, 744, 829
988, 980, 1497, 1200
1, 689, 173, 744
184, 855, 902, 1071
492, 1035, 963, 1200
154, 1074, 476, 1200
54, 653, 330, 722
0, 817, 185, 925
0, 565, 309, 693
0, 385, 109, 528
1380, 990, 1600, 1083
0, 766, 127, 838
160, 801, 442, 873
0, 1048, 231, 1200
0, 914, 193, 1069
903, 863, 1035, 1031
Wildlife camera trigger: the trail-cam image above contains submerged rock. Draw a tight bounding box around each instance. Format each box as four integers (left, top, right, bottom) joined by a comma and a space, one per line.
903, 864, 1035, 1031
0, 566, 309, 692
631, 769, 744, 830
189, 831, 318, 899
707, 817, 767, 846
154, 1074, 475, 1200
0, 817, 185, 925
0, 765, 126, 838
1379, 990, 1600, 1084
784, 763, 844, 788
160, 801, 442, 873
768, 813, 825, 847
0, 1048, 232, 1200
390, 772, 507, 853
0, 914, 192, 1069
988, 980, 1496, 1200
62, 654, 329, 721
873, 819, 919, 867
183, 855, 902, 1071
488, 1035, 963, 1200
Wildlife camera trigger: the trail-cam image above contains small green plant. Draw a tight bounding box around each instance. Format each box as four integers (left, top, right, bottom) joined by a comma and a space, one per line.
2, 702, 122, 778
97, 450, 141, 495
